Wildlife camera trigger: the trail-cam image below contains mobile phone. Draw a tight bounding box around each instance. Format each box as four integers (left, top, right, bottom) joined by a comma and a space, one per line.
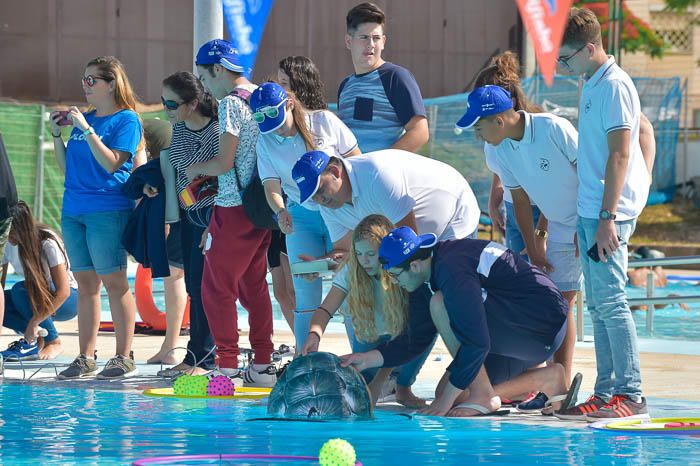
586, 236, 623, 263
56, 110, 72, 126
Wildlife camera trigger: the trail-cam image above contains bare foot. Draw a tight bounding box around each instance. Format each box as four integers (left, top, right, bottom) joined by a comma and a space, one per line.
446, 395, 501, 417
38, 338, 64, 360
147, 349, 179, 365
396, 385, 427, 409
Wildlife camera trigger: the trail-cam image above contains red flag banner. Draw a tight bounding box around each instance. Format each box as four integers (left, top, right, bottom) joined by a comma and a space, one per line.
516, 0, 574, 86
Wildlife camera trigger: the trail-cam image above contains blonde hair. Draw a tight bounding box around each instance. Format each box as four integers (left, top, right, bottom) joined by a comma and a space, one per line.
346, 215, 407, 342
86, 56, 144, 151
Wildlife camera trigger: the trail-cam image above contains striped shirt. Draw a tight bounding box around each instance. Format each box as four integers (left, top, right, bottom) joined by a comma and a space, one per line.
168, 119, 220, 211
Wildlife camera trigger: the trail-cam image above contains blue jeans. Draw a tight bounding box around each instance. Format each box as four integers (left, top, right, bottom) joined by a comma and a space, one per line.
344, 318, 435, 387
504, 201, 541, 261
61, 210, 130, 275
577, 216, 641, 399
286, 202, 333, 348
3, 281, 78, 342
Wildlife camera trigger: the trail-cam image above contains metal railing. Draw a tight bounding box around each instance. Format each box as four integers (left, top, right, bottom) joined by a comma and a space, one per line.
576, 255, 700, 340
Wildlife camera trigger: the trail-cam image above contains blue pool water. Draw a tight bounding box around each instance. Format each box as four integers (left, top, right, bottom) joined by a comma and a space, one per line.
0, 383, 697, 465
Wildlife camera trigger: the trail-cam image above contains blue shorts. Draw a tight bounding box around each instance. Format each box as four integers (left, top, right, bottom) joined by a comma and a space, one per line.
485, 317, 567, 385
61, 210, 130, 275
546, 240, 582, 292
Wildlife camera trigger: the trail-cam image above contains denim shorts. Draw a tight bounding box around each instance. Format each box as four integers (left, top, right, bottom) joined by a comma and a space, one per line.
546, 240, 583, 292
61, 210, 130, 275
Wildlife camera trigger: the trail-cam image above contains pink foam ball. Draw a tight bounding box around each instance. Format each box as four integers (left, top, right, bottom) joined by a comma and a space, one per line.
207, 375, 236, 396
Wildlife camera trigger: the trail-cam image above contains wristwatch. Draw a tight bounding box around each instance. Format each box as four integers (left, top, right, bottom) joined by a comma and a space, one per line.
599, 209, 617, 221
534, 228, 548, 239
82, 126, 96, 136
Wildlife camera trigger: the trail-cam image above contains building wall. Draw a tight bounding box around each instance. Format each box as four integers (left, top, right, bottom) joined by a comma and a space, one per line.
0, 0, 521, 104
622, 0, 700, 127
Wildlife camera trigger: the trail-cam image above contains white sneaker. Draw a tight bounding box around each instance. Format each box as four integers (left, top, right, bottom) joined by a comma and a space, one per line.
216, 368, 245, 388
242, 364, 277, 388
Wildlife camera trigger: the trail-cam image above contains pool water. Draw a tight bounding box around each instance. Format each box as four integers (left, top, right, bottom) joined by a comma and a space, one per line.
0, 383, 697, 465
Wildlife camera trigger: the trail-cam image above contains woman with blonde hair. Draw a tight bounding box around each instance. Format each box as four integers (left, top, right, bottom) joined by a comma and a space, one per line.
49, 56, 143, 380
300, 214, 432, 408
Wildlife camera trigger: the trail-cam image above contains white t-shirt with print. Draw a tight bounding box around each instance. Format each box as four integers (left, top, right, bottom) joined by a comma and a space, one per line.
256, 110, 358, 209
320, 149, 480, 242
577, 57, 649, 220
215, 84, 260, 208
2, 237, 78, 290
332, 266, 388, 337
486, 111, 579, 243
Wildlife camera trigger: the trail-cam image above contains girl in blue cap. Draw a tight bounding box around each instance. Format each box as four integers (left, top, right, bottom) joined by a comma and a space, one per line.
250, 78, 360, 352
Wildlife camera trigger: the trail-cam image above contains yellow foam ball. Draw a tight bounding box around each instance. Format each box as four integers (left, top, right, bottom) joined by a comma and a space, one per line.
319, 438, 356, 466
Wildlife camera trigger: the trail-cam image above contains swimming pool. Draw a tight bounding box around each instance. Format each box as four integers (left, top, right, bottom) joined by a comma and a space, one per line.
0, 383, 697, 465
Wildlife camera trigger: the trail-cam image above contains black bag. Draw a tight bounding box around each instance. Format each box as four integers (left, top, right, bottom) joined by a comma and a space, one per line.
229, 88, 279, 231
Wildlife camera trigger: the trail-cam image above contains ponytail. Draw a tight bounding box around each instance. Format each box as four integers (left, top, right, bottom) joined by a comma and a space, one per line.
288, 92, 315, 151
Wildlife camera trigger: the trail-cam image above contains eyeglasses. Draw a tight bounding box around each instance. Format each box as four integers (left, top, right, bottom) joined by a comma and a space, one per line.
385, 267, 407, 281
557, 43, 588, 68
161, 96, 187, 111
252, 99, 287, 124
82, 75, 111, 87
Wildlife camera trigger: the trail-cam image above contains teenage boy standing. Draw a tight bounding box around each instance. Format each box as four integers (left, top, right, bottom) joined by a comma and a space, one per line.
554, 8, 650, 421
338, 2, 428, 152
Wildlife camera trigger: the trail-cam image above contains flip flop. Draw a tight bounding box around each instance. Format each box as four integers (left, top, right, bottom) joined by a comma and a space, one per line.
558, 372, 583, 411
449, 402, 509, 417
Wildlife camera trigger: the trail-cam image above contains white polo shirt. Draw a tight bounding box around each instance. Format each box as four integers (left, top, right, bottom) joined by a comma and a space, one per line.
319, 149, 480, 242
486, 111, 579, 242
257, 109, 358, 210
577, 56, 649, 220
485, 148, 514, 204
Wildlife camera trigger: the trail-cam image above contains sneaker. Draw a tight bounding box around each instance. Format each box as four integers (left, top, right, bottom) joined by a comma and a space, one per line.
241, 364, 278, 388
216, 367, 245, 388
0, 339, 39, 361
96, 355, 138, 380
57, 355, 98, 379
516, 392, 548, 413
585, 395, 649, 422
554, 395, 607, 421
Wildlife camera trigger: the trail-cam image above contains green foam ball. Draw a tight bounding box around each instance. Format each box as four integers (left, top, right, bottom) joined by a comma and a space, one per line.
172, 374, 192, 396
189, 375, 209, 396
319, 438, 356, 466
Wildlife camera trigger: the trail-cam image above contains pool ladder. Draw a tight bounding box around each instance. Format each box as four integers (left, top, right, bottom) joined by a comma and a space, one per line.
576, 254, 700, 340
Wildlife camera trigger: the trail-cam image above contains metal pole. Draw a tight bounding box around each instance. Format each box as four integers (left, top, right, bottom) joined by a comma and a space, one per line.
193, 0, 224, 73
576, 287, 585, 342
683, 79, 689, 186
645, 269, 655, 335
35, 105, 47, 221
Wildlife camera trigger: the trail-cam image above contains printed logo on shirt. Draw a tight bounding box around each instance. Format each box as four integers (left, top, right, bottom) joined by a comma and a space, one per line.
314, 136, 325, 147
539, 158, 550, 171
68, 132, 105, 143
584, 99, 592, 114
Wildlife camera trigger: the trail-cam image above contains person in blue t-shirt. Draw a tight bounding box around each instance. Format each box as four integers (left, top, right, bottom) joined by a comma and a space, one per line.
49, 56, 143, 381
341, 227, 581, 418
338, 2, 428, 153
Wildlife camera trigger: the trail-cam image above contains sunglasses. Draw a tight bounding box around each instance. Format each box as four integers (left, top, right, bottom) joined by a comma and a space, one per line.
252, 99, 287, 124
82, 75, 112, 87
557, 43, 588, 68
161, 96, 188, 111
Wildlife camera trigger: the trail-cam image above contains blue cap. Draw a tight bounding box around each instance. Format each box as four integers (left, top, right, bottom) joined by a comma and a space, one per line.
195, 39, 244, 73
455, 85, 513, 130
250, 82, 288, 134
379, 227, 438, 270
292, 151, 331, 205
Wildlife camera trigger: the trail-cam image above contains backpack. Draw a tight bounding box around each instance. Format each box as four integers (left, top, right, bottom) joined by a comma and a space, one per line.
228, 88, 279, 231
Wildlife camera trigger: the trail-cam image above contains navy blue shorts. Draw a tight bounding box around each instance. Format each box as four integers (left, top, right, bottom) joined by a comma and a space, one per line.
484, 317, 568, 385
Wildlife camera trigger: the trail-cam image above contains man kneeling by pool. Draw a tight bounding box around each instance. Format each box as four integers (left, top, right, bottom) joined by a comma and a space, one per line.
341, 227, 582, 417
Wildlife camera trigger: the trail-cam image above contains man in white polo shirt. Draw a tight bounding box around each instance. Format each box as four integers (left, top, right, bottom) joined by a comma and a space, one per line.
455, 84, 581, 393
291, 149, 480, 248
554, 7, 650, 422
